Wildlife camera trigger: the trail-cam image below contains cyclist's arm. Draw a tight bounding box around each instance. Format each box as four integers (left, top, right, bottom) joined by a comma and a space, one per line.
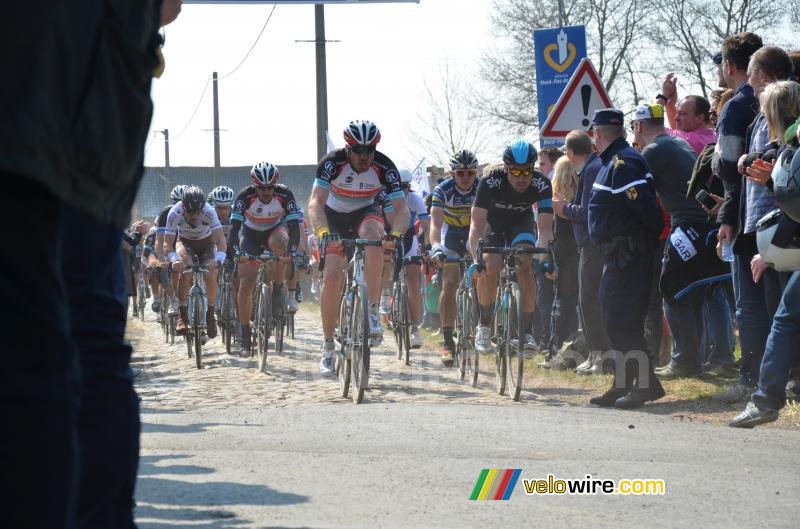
418, 218, 430, 247
211, 226, 226, 256
535, 211, 554, 252
163, 233, 177, 260
429, 205, 444, 246
308, 184, 330, 238
468, 206, 488, 263
388, 195, 410, 237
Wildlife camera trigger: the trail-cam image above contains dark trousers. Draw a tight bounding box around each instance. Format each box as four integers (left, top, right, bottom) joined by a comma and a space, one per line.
578, 243, 610, 354
644, 240, 665, 366
533, 263, 555, 350
549, 249, 579, 351
1, 178, 139, 528
599, 250, 654, 388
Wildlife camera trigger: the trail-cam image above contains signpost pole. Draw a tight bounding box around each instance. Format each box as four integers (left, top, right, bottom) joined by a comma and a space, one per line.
315, 4, 329, 163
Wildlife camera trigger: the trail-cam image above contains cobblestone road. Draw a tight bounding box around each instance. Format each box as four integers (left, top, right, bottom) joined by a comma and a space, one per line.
130, 306, 516, 411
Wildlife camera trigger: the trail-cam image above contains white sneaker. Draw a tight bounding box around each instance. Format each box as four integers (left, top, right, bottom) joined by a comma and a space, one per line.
287, 296, 299, 312
369, 307, 384, 347
168, 299, 179, 316
409, 325, 423, 349
319, 340, 336, 377
379, 295, 391, 315
474, 325, 494, 354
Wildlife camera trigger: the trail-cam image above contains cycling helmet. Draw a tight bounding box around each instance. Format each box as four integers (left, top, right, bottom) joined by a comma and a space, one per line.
756, 209, 800, 271
502, 139, 538, 165
449, 149, 479, 170
209, 185, 234, 207
169, 184, 187, 203
343, 120, 381, 146
250, 162, 280, 186
181, 186, 206, 213
773, 147, 800, 223
399, 169, 413, 184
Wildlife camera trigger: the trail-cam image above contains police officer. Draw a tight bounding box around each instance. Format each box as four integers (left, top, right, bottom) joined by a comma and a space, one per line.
587, 109, 667, 409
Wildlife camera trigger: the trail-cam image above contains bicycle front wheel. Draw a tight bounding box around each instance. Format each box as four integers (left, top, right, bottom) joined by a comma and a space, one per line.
337, 288, 351, 398
273, 289, 285, 354
494, 294, 507, 396
351, 283, 370, 404
257, 285, 270, 373
391, 282, 404, 360
506, 283, 524, 401
193, 293, 203, 369
401, 282, 411, 366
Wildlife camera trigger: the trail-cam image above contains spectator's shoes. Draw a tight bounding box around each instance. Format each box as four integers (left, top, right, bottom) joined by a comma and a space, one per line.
550, 351, 576, 371
614, 379, 666, 409
785, 378, 800, 403
729, 402, 779, 428
654, 363, 695, 379
589, 387, 629, 407
713, 383, 754, 404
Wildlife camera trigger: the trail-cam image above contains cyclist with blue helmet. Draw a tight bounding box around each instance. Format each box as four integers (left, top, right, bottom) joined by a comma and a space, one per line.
468, 140, 554, 354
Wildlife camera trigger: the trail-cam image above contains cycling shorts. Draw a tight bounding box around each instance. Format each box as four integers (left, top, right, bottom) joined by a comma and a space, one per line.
324, 204, 383, 257
240, 223, 288, 257
485, 213, 536, 249
440, 223, 469, 260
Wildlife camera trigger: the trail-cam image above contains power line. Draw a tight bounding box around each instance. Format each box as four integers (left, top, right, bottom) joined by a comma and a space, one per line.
221, 5, 277, 80
171, 75, 211, 142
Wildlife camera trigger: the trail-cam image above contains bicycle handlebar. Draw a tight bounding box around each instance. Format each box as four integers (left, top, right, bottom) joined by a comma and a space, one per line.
319, 237, 384, 273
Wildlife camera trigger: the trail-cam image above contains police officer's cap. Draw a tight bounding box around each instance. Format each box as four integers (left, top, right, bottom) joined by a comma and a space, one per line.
713, 52, 723, 65
589, 108, 625, 130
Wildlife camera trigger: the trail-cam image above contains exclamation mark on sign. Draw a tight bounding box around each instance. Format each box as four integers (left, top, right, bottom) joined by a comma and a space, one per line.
581, 85, 592, 127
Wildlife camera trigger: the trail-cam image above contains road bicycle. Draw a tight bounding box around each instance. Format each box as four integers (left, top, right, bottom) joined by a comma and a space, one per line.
389, 244, 424, 366
184, 255, 210, 369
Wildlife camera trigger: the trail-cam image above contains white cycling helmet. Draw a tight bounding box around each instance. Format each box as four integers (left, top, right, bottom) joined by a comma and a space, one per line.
169, 184, 187, 203
209, 185, 234, 207
399, 169, 413, 184
343, 120, 381, 146
756, 209, 800, 272
250, 162, 280, 186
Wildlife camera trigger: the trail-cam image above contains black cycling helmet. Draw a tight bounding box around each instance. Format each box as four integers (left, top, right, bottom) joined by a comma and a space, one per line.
773, 147, 800, 223
181, 185, 206, 214
449, 149, 479, 170
502, 139, 538, 165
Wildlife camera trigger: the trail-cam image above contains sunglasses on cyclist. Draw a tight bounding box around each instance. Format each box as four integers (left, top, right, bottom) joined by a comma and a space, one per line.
256, 184, 275, 191
508, 167, 532, 177
350, 145, 376, 155
453, 169, 476, 176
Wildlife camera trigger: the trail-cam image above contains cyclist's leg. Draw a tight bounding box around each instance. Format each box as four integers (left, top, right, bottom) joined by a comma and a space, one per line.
174, 239, 193, 331
404, 235, 423, 324
359, 214, 386, 305
477, 226, 504, 321
380, 250, 392, 315
147, 255, 160, 308
509, 219, 538, 339
267, 226, 290, 311
320, 253, 346, 339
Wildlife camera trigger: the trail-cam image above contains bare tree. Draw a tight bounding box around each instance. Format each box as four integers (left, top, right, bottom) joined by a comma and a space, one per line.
409, 63, 498, 168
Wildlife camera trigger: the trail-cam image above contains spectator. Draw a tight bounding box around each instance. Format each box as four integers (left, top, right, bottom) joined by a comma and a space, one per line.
656, 74, 716, 154
537, 146, 562, 179
552, 130, 611, 373
547, 156, 580, 356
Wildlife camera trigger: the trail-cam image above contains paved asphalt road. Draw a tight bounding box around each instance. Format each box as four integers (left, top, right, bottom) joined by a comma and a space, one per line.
137, 402, 800, 528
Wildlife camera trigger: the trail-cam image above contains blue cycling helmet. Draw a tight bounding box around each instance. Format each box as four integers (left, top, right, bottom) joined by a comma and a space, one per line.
502, 139, 538, 165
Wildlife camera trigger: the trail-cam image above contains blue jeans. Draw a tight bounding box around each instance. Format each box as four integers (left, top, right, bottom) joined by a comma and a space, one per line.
0, 178, 139, 528
664, 299, 705, 373
732, 252, 771, 386
752, 271, 800, 411
703, 282, 734, 365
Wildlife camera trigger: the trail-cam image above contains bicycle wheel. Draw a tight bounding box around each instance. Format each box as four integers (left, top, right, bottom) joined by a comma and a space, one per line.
391, 282, 404, 360
257, 285, 270, 372
160, 290, 169, 343
137, 276, 146, 322
401, 282, 411, 366
494, 293, 507, 396
455, 287, 466, 380
286, 310, 295, 339
273, 288, 285, 355
336, 284, 351, 398
506, 283, 524, 401
193, 292, 203, 369
351, 283, 370, 404
222, 284, 233, 354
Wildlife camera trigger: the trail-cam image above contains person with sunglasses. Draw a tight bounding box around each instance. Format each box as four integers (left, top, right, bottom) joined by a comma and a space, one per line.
468, 140, 555, 354
430, 149, 480, 365
163, 185, 227, 338
377, 169, 430, 349
226, 162, 301, 355
307, 120, 410, 376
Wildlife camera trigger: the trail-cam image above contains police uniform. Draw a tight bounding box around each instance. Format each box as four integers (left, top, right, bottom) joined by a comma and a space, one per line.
587, 109, 666, 408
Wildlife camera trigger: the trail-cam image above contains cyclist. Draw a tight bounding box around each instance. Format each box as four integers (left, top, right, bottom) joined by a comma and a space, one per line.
142, 224, 162, 320
226, 162, 301, 354
429, 149, 480, 365
286, 211, 312, 310
155, 184, 186, 317
162, 186, 227, 338
307, 120, 410, 376
468, 140, 554, 354
208, 186, 235, 241
377, 169, 430, 349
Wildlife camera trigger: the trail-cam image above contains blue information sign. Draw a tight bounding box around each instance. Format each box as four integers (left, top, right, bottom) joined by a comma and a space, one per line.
533, 25, 587, 147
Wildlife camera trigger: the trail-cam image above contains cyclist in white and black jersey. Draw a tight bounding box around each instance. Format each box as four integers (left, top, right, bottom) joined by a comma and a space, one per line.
163, 186, 227, 338
155, 184, 186, 316
208, 186, 235, 241
227, 162, 301, 354
307, 120, 410, 375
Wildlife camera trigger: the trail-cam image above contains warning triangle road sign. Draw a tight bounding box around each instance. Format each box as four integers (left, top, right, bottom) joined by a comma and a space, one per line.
540, 58, 613, 138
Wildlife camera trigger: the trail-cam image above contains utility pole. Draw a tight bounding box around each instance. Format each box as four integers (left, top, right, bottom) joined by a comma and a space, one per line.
157, 129, 170, 198
315, 5, 328, 162
558, 0, 565, 26
213, 71, 221, 187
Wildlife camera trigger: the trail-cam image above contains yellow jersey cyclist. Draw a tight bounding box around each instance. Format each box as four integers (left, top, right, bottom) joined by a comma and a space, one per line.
307, 120, 410, 376
226, 162, 301, 354
468, 140, 554, 354
163, 186, 227, 338
429, 149, 480, 365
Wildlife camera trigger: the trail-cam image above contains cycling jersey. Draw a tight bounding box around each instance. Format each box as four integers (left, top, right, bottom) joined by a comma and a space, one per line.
219, 218, 232, 241
165, 202, 222, 240
154, 204, 173, 234
377, 189, 429, 232
230, 184, 301, 254
473, 167, 553, 228
143, 226, 157, 259
431, 176, 479, 228
315, 148, 403, 213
